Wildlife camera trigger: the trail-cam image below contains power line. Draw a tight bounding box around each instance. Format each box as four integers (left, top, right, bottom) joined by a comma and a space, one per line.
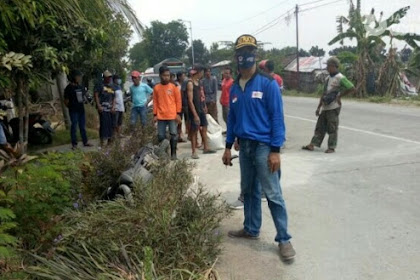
195, 0, 290, 31
299, 0, 335, 7
251, 0, 347, 36
252, 8, 294, 36
253, 14, 290, 36
300, 0, 347, 13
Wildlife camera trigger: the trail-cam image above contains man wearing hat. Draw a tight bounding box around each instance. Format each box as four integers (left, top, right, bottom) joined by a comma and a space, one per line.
130, 70, 153, 127
94, 70, 116, 146
302, 57, 355, 153
222, 34, 295, 261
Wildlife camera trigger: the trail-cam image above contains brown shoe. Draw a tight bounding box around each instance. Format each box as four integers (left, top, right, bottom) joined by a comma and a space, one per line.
325, 148, 335, 153
278, 242, 296, 260
228, 229, 259, 240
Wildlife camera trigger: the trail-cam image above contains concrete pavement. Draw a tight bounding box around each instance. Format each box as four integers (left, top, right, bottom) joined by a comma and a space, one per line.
175, 96, 420, 280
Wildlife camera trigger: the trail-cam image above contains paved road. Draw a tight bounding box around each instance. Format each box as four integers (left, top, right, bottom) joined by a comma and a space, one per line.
176, 96, 420, 280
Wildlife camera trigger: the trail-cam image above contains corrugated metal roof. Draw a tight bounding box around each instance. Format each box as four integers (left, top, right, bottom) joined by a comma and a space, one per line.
211, 60, 231, 68
284, 56, 329, 73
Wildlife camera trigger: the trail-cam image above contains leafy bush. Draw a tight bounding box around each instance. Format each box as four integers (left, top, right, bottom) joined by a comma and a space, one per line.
0, 190, 16, 258
0, 151, 84, 250
28, 160, 229, 279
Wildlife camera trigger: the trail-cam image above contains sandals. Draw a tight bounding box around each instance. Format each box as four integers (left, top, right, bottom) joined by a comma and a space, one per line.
301, 145, 314, 151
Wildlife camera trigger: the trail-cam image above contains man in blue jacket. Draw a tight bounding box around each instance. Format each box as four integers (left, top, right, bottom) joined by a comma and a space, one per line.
222, 34, 295, 261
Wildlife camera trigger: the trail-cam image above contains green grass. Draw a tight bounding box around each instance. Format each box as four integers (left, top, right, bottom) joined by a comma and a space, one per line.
283, 89, 321, 98
28, 128, 98, 151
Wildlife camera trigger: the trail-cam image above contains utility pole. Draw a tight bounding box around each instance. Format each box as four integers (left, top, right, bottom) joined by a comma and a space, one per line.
295, 4, 300, 89
186, 20, 195, 65
181, 20, 195, 65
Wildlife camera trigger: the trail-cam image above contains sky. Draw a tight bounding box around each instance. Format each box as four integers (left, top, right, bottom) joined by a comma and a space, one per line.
129, 0, 420, 52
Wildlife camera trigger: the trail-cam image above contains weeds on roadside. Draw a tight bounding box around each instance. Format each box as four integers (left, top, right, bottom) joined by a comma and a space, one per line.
27, 160, 230, 279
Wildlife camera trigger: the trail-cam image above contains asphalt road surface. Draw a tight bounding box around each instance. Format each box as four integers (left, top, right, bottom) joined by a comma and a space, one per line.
176, 96, 420, 280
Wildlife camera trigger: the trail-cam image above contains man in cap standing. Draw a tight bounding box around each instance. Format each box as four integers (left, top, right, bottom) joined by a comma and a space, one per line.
94, 70, 116, 146
130, 71, 153, 127
302, 57, 355, 153
222, 34, 295, 261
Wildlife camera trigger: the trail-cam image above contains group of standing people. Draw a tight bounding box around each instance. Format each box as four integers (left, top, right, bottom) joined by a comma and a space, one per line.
64, 33, 355, 263
153, 64, 219, 160
64, 70, 126, 149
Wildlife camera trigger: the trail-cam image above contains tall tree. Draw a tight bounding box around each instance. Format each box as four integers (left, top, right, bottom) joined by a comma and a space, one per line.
309, 46, 326, 57
186, 40, 209, 65
208, 43, 234, 65
129, 42, 149, 71
141, 20, 189, 65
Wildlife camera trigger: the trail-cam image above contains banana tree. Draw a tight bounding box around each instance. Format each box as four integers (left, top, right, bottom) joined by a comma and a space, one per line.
406, 48, 420, 91
329, 1, 420, 97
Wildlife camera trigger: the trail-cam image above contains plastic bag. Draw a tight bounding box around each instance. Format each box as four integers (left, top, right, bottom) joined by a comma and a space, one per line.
206, 114, 224, 150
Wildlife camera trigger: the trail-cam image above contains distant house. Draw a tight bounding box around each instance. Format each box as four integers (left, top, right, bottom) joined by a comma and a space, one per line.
283, 56, 329, 92
210, 60, 231, 79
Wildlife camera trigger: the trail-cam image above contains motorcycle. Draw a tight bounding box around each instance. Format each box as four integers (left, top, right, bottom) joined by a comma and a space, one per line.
0, 112, 54, 145
104, 139, 170, 203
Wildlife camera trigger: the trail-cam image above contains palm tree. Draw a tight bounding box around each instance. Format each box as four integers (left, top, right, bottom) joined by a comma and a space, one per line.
329, 0, 420, 97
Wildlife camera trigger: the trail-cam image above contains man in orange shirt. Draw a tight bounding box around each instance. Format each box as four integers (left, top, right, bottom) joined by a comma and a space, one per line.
153, 66, 182, 160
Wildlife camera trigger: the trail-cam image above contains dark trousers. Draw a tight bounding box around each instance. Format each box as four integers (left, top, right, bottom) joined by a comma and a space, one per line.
69, 110, 88, 146
310, 108, 340, 149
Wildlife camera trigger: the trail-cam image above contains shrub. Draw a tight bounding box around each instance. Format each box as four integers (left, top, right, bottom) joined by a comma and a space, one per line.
0, 151, 84, 250
27, 160, 230, 279
0, 190, 16, 258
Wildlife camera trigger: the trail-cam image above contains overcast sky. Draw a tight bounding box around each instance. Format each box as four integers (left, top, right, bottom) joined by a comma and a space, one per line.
129, 0, 419, 52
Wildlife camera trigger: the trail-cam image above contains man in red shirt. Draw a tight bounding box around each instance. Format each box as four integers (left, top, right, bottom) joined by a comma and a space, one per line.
259, 60, 283, 90
220, 67, 234, 130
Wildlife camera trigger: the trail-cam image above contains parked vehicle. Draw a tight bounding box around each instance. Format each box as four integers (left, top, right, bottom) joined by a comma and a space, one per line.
0, 111, 54, 145
104, 140, 169, 203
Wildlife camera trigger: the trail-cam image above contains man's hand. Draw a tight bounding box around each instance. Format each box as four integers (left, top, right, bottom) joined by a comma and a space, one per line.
337, 94, 342, 106
234, 140, 240, 151
315, 108, 321, 117
153, 116, 158, 123
268, 152, 281, 173
97, 105, 103, 113
203, 106, 208, 114
194, 115, 200, 125
222, 149, 232, 166
176, 115, 182, 124
111, 107, 115, 114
